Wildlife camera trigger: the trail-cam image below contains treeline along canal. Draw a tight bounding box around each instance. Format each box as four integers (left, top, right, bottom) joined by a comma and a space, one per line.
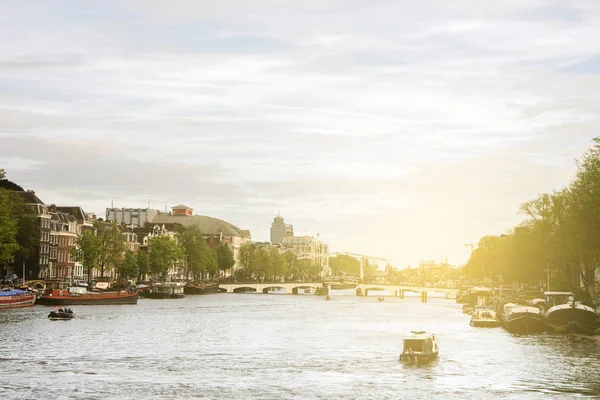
1, 295, 599, 399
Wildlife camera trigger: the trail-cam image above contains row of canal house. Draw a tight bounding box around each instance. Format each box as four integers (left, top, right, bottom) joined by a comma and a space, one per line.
6, 191, 96, 282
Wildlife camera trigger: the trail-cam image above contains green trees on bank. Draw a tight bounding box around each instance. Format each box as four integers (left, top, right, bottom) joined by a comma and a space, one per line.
0, 170, 40, 273
465, 137, 600, 301
235, 243, 321, 282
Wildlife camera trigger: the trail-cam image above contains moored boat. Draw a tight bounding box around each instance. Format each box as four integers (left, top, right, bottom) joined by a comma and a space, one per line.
184, 282, 219, 295
146, 283, 185, 299
399, 331, 439, 363
544, 292, 597, 334
0, 288, 36, 309
502, 303, 545, 334
39, 285, 138, 305
470, 306, 500, 327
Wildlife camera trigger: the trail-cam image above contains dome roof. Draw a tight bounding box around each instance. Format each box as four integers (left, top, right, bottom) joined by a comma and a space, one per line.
151, 214, 250, 238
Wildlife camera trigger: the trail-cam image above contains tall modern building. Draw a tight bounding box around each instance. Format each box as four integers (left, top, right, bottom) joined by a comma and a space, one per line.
106, 207, 162, 228
270, 214, 294, 245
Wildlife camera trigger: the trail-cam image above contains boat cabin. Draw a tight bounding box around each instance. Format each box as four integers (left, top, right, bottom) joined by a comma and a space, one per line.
544, 292, 574, 307
400, 331, 438, 361
152, 283, 184, 295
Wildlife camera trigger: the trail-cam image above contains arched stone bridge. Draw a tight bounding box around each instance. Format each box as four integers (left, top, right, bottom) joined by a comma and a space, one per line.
219, 282, 323, 294
219, 282, 459, 296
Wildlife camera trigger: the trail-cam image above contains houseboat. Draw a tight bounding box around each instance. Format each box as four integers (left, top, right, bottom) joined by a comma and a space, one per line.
544, 292, 597, 334
0, 288, 36, 309
184, 282, 219, 295
146, 283, 185, 299
399, 331, 439, 363
502, 303, 545, 334
39, 283, 138, 305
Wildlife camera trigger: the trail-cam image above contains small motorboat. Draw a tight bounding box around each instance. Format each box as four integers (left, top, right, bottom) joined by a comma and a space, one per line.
378, 297, 385, 302
325, 295, 331, 301
399, 331, 439, 363
470, 307, 500, 327
48, 308, 74, 321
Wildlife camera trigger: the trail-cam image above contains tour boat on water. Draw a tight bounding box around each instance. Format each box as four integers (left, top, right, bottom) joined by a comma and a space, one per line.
470, 307, 500, 327
48, 308, 74, 320
399, 331, 439, 363
502, 303, 545, 334
544, 292, 597, 334
0, 288, 36, 309
39, 285, 138, 305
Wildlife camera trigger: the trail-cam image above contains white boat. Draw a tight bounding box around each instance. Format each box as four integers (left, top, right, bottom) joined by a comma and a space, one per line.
399, 331, 439, 362
470, 307, 500, 327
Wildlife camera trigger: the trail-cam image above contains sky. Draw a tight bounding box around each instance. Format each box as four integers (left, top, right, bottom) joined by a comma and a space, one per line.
1, 0, 600, 268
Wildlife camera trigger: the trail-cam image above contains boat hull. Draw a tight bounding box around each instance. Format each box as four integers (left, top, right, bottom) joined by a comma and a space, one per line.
545, 305, 597, 334
48, 311, 74, 320
399, 352, 438, 363
184, 284, 219, 295
0, 293, 36, 309
145, 292, 185, 299
504, 313, 545, 334
39, 292, 138, 305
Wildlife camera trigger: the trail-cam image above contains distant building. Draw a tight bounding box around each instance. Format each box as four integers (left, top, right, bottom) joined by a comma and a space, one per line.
106, 207, 162, 228
47, 205, 78, 280
270, 214, 294, 245
281, 235, 330, 276
145, 204, 251, 273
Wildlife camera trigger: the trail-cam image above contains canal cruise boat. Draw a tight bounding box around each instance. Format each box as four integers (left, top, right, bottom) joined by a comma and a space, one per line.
399, 331, 439, 363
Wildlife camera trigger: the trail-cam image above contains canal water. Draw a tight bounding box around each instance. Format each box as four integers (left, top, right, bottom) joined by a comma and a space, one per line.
1, 294, 599, 399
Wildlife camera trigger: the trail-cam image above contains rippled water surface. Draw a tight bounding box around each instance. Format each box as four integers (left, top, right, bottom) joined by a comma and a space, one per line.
1, 294, 599, 399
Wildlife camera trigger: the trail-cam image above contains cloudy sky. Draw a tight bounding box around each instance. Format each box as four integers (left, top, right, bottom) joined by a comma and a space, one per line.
1, 0, 599, 268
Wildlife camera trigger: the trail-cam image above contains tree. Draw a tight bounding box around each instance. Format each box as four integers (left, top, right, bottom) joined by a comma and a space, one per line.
118, 250, 139, 279
0, 189, 20, 266
149, 235, 184, 281
137, 251, 150, 281
176, 226, 216, 280
95, 221, 127, 278
217, 243, 235, 277
71, 231, 102, 283
329, 254, 361, 276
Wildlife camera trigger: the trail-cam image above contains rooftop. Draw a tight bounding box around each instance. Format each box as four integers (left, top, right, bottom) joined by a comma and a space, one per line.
151, 214, 250, 238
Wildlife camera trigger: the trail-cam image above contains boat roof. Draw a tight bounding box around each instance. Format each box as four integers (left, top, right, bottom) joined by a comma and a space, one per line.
544, 292, 574, 296
403, 331, 434, 339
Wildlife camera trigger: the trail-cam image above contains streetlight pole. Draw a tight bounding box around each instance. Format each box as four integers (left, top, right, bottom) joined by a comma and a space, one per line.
547, 261, 550, 292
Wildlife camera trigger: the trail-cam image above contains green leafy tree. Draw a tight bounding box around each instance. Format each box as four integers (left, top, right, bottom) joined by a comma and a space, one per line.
94, 221, 127, 278
217, 243, 235, 277
0, 189, 20, 266
329, 254, 361, 276
137, 250, 150, 281
176, 226, 217, 280
149, 235, 184, 281
71, 231, 102, 283
118, 250, 139, 279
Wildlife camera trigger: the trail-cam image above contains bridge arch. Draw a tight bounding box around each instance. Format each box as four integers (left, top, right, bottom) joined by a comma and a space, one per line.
262, 286, 286, 294
233, 286, 257, 293
291, 285, 317, 295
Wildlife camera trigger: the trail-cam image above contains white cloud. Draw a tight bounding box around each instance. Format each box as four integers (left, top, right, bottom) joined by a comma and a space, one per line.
1, 0, 600, 267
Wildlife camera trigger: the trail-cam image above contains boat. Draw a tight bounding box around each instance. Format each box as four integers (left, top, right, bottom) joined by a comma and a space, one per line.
184, 282, 219, 295
39, 284, 138, 305
325, 295, 331, 301
399, 331, 439, 362
470, 306, 500, 327
0, 288, 36, 309
378, 297, 385, 302
48, 308, 74, 320
145, 283, 185, 299
502, 303, 545, 334
544, 292, 597, 334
